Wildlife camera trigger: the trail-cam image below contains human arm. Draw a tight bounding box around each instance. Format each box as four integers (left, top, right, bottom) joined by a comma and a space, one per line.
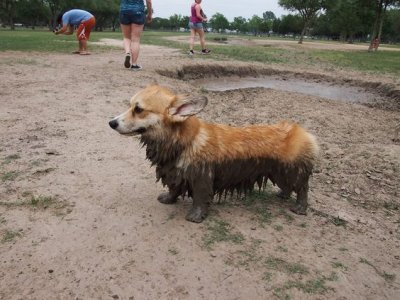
54, 24, 74, 35
195, 4, 207, 22
146, 0, 152, 23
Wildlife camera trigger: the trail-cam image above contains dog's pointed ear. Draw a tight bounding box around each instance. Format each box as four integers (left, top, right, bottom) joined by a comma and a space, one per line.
168, 95, 208, 122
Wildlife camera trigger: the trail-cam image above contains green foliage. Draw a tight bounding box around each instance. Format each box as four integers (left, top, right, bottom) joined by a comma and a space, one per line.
209, 13, 230, 32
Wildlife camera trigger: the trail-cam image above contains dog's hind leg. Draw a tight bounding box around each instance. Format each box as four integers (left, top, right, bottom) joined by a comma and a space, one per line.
290, 183, 308, 215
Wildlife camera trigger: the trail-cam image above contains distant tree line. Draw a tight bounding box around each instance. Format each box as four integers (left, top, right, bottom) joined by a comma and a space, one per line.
1, 0, 399, 44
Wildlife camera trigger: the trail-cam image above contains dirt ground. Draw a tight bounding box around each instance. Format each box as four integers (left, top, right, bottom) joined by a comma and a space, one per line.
0, 38, 399, 300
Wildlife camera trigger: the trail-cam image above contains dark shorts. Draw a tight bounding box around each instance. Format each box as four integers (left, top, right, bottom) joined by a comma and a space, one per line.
189, 22, 203, 29
120, 10, 145, 25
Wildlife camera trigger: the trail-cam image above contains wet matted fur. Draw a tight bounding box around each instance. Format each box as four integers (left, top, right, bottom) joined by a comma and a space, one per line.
109, 85, 319, 223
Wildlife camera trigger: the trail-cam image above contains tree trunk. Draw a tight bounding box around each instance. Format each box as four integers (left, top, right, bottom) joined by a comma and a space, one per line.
368, 0, 383, 52
298, 25, 306, 44
376, 3, 389, 51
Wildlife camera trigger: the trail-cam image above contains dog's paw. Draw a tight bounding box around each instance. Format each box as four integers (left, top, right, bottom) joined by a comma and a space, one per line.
157, 192, 178, 204
185, 206, 208, 223
290, 204, 307, 215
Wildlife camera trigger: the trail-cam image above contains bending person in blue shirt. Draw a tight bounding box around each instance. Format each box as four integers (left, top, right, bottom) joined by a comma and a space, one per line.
54, 9, 96, 55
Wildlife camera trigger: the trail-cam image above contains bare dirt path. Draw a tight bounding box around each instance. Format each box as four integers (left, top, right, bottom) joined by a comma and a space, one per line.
163, 34, 400, 51
0, 42, 399, 300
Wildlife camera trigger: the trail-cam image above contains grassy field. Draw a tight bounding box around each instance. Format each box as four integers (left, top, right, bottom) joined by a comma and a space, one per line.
1, 29, 400, 75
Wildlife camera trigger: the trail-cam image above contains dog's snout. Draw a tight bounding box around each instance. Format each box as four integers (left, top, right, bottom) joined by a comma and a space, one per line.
109, 119, 119, 130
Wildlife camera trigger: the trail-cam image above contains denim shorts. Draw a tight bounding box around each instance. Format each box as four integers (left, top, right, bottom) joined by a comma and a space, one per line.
120, 10, 145, 25
189, 22, 203, 29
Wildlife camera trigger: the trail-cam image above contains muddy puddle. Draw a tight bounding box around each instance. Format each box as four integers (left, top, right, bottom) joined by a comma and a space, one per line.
191, 76, 377, 103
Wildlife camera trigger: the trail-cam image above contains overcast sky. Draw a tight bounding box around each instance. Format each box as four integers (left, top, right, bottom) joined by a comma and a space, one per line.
151, 0, 289, 21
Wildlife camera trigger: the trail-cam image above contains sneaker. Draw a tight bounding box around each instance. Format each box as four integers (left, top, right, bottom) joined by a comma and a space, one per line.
124, 54, 131, 68
189, 50, 194, 55
201, 49, 211, 54
131, 64, 142, 71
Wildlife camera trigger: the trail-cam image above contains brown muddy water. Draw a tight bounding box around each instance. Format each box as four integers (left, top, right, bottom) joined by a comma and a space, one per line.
191, 76, 377, 104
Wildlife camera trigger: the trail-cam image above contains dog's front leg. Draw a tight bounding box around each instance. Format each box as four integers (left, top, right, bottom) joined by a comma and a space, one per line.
185, 169, 213, 223
157, 185, 181, 204
290, 183, 308, 215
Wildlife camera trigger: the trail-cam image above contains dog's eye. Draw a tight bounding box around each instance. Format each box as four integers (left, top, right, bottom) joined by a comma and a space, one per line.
134, 106, 143, 114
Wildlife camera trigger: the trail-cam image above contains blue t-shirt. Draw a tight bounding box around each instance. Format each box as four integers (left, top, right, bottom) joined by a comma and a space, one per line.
120, 0, 145, 12
62, 9, 93, 26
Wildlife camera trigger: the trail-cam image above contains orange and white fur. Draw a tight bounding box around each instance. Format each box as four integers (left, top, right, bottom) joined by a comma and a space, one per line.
109, 85, 319, 223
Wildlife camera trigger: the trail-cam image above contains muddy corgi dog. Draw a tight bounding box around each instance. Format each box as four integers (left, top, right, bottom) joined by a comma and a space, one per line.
109, 85, 319, 223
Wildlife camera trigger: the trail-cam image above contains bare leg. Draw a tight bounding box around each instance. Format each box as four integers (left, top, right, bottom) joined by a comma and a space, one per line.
189, 28, 196, 51
79, 40, 88, 53
197, 29, 206, 50
121, 24, 133, 67
121, 24, 132, 55
130, 24, 144, 65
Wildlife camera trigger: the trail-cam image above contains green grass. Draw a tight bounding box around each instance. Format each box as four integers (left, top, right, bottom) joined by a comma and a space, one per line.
1, 171, 19, 182
1, 30, 400, 75
1, 229, 22, 243
0, 195, 71, 215
332, 261, 348, 271
3, 154, 20, 164
311, 49, 400, 75
202, 218, 244, 249
265, 256, 309, 275
29, 195, 56, 208
359, 258, 396, 282
273, 272, 338, 299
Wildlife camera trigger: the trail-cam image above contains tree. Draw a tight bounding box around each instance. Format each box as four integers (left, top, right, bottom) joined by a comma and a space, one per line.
248, 15, 263, 35
169, 14, 183, 30
16, 0, 48, 29
90, 0, 119, 31
231, 16, 247, 33
42, 0, 63, 28
179, 15, 189, 29
262, 10, 276, 33
279, 0, 327, 43
368, 0, 400, 51
209, 12, 229, 32
263, 11, 276, 21
278, 14, 303, 35
321, 0, 370, 42
1, 0, 20, 29
382, 8, 400, 43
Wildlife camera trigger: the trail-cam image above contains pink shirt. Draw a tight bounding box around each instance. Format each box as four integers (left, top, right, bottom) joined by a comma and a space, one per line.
190, 4, 202, 23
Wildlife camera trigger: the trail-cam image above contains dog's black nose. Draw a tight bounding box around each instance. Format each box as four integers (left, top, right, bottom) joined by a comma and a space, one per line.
109, 119, 118, 129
